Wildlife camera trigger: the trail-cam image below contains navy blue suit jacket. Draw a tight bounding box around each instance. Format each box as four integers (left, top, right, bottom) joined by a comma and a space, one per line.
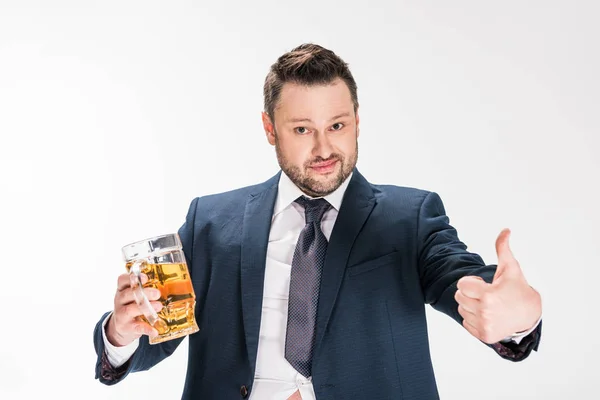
94, 169, 541, 399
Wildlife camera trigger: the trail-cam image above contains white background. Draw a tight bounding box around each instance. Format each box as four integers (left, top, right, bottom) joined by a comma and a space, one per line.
1, 1, 598, 399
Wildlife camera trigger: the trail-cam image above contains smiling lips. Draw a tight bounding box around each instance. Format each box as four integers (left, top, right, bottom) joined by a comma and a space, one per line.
309, 159, 338, 174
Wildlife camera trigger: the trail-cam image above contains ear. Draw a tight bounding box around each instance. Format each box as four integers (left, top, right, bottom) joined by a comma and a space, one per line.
355, 108, 360, 138
262, 112, 276, 146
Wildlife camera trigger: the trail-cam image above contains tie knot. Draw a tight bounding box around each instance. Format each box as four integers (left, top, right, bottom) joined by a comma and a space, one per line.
295, 196, 331, 224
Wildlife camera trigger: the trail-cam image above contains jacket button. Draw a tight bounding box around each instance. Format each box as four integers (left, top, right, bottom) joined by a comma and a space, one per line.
240, 385, 249, 398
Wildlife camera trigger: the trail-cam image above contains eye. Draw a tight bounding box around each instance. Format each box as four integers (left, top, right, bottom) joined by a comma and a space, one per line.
331, 122, 344, 131
294, 127, 309, 135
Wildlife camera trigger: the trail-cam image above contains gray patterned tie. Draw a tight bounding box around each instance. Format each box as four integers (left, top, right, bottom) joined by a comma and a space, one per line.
285, 196, 332, 377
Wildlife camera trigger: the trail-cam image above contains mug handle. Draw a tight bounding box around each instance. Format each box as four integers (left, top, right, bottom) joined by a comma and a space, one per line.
129, 260, 160, 327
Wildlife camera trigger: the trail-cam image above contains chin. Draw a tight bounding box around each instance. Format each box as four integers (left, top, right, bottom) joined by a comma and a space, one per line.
304, 175, 343, 196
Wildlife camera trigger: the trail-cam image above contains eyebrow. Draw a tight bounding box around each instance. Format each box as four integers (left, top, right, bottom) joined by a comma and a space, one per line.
285, 112, 351, 124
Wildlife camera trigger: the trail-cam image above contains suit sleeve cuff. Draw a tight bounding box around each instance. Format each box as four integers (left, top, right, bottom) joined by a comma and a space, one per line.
501, 316, 542, 345
101, 312, 139, 368
491, 319, 542, 362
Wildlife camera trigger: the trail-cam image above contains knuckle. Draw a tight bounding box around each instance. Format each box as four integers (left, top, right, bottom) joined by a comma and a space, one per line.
122, 289, 133, 303
124, 303, 140, 319
115, 289, 127, 302
115, 307, 131, 323
480, 325, 494, 343
479, 306, 491, 320
480, 292, 493, 307
132, 322, 153, 336
133, 323, 144, 334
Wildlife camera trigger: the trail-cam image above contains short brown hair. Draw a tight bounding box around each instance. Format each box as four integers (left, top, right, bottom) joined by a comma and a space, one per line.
263, 43, 359, 122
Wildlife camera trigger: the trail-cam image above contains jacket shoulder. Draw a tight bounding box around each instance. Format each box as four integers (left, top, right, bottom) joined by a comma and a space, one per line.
371, 183, 432, 204
185, 174, 279, 218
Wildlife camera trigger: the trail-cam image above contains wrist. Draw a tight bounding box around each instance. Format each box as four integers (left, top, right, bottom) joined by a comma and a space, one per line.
518, 286, 542, 333
105, 315, 132, 347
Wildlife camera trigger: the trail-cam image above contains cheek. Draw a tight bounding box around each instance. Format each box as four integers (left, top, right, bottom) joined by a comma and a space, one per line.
335, 135, 357, 156
279, 138, 311, 164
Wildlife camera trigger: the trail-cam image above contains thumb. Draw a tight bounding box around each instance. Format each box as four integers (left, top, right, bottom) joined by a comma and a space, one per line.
495, 228, 514, 261
493, 228, 520, 280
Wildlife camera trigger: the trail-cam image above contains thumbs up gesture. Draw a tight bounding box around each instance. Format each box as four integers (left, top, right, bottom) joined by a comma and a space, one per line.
455, 229, 542, 344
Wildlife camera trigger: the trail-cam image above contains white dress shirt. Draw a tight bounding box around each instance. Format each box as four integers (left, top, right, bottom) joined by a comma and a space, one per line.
102, 172, 351, 400
248, 171, 352, 400
102, 171, 538, 399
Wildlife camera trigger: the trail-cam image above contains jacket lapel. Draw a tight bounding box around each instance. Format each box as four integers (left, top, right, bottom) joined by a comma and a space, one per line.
240, 173, 279, 376
314, 169, 376, 355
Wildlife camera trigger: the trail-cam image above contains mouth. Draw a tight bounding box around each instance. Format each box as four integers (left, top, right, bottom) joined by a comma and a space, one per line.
309, 159, 338, 174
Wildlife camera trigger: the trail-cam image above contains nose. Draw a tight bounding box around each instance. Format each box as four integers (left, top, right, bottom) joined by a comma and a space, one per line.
313, 131, 333, 160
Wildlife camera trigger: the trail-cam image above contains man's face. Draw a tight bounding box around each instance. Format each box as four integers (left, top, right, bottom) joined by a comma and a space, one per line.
262, 78, 359, 197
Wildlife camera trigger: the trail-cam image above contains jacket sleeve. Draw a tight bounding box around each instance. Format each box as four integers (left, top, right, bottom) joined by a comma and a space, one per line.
93, 197, 200, 385
416, 191, 541, 361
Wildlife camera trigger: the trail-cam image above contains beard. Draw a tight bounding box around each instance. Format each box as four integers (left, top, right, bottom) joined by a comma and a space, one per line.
274, 134, 358, 198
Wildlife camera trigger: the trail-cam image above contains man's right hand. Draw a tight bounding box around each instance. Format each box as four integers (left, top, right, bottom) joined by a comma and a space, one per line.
105, 273, 163, 347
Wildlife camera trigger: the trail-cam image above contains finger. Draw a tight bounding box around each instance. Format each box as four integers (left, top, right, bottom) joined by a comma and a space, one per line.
120, 302, 144, 320
120, 301, 163, 320
455, 289, 479, 314
117, 286, 162, 306
495, 259, 523, 282
150, 301, 163, 311
117, 273, 148, 291
493, 263, 505, 282
130, 320, 159, 338
117, 273, 130, 291
456, 276, 487, 299
495, 228, 514, 263
458, 304, 476, 321
462, 319, 481, 340
459, 306, 480, 337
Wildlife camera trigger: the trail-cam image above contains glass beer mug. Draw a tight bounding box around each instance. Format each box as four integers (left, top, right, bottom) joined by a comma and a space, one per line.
122, 233, 199, 344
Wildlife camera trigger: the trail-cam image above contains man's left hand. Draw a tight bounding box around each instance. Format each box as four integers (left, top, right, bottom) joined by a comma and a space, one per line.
455, 228, 542, 344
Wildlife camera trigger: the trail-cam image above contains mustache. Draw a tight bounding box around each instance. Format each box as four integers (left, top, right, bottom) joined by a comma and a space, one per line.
306, 154, 342, 167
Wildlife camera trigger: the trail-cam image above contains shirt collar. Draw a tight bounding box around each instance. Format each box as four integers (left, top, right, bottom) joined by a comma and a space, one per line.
273, 170, 353, 217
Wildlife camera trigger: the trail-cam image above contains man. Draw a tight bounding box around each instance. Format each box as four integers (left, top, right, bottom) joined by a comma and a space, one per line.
93, 43, 542, 399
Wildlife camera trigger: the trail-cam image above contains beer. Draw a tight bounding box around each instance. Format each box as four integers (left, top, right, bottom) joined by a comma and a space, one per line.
126, 261, 199, 344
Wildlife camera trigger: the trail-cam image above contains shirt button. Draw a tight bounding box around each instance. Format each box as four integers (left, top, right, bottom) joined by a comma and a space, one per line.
240, 385, 248, 398
296, 375, 310, 386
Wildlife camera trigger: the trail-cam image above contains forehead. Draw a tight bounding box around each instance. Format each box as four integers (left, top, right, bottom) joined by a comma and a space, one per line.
275, 79, 354, 123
